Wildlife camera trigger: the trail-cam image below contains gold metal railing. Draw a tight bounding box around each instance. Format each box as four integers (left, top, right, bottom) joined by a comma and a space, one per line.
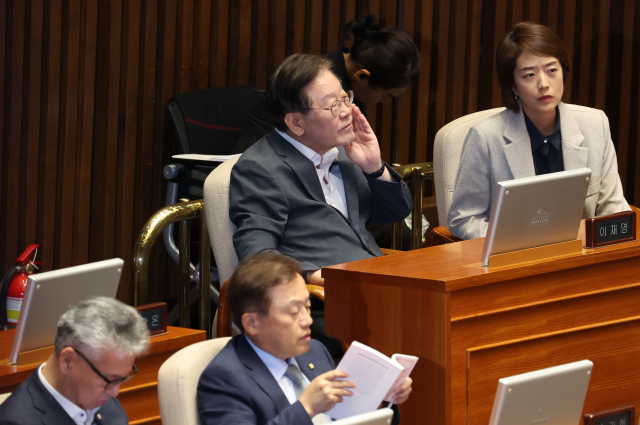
132, 198, 212, 338
391, 162, 435, 250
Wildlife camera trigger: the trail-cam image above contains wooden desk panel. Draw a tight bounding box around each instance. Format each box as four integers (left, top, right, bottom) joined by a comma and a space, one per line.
324, 210, 640, 425
0, 326, 205, 424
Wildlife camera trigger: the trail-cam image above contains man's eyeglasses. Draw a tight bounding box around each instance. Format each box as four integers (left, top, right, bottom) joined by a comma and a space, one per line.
309, 90, 354, 117
73, 348, 138, 390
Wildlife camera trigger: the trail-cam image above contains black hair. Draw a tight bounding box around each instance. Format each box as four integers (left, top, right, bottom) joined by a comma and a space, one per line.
343, 14, 421, 89
496, 22, 571, 112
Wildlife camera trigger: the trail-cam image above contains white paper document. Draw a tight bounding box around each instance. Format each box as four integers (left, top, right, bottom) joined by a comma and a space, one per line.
327, 341, 418, 420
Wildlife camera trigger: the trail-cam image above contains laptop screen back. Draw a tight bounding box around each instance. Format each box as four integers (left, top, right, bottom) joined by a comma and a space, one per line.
9, 258, 123, 363
481, 168, 591, 265
489, 360, 593, 425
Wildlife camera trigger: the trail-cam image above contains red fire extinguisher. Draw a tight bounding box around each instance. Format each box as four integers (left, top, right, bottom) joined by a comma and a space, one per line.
1, 245, 41, 329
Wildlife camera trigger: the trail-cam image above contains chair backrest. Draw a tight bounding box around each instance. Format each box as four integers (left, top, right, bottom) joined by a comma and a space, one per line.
157, 337, 232, 425
433, 107, 505, 226
203, 156, 241, 285
169, 86, 263, 155
0, 392, 11, 405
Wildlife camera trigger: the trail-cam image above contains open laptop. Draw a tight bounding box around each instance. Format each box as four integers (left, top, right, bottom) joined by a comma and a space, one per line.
489, 360, 593, 425
331, 408, 394, 425
481, 168, 592, 265
9, 258, 124, 364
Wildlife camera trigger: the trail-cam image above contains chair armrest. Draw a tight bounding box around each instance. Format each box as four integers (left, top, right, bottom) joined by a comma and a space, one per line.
306, 284, 325, 302
428, 226, 462, 246
217, 279, 233, 338
380, 248, 403, 256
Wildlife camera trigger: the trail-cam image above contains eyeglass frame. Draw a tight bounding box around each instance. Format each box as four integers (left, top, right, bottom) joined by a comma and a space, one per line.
73, 348, 138, 390
307, 90, 354, 117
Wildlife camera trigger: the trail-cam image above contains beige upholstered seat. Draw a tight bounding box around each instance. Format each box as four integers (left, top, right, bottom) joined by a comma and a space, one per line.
433, 107, 505, 227
202, 156, 241, 286
157, 337, 232, 425
0, 392, 11, 405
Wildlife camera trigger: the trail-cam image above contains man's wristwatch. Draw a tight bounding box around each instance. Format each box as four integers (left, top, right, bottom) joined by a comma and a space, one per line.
363, 163, 385, 179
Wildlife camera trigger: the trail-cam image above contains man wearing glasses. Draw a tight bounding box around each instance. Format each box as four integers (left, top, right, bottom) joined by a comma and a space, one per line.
229, 54, 412, 356
0, 297, 149, 424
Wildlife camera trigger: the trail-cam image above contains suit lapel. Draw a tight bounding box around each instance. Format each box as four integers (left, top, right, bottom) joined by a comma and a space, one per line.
26, 371, 77, 425
557, 102, 589, 170
268, 131, 325, 203
236, 335, 291, 414
334, 147, 360, 230
502, 107, 537, 179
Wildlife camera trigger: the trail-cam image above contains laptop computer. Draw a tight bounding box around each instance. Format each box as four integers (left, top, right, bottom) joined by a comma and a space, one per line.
481, 168, 592, 265
489, 360, 593, 425
9, 258, 124, 364
331, 408, 394, 425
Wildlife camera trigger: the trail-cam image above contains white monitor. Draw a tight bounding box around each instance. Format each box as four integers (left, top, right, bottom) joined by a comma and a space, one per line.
9, 258, 124, 364
481, 168, 592, 265
331, 408, 394, 425
489, 360, 593, 425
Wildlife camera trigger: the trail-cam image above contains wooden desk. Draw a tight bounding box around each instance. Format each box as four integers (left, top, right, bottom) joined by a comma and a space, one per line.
324, 213, 640, 425
0, 326, 205, 425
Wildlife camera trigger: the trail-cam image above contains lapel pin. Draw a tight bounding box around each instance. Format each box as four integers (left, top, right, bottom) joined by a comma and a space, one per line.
309, 363, 315, 370
96, 413, 102, 421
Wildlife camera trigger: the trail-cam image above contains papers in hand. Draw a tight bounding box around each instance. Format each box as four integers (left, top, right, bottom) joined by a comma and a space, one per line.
327, 341, 418, 420
171, 154, 240, 162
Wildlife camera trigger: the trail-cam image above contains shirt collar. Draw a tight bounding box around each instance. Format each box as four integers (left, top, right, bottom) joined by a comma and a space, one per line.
245, 336, 291, 382
524, 107, 562, 153
275, 128, 340, 169
38, 363, 101, 425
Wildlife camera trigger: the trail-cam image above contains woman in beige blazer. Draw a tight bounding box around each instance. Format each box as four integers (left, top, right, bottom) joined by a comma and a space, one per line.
448, 22, 629, 240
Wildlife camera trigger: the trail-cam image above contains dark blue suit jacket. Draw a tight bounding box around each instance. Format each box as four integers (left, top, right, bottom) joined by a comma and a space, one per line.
229, 130, 413, 272
197, 334, 401, 425
0, 368, 127, 425
197, 334, 332, 425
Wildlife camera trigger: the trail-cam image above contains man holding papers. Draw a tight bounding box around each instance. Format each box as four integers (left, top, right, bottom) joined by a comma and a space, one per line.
197, 253, 412, 424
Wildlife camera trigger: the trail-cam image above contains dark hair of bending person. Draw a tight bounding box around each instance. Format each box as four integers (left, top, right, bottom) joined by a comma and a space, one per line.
342, 14, 421, 104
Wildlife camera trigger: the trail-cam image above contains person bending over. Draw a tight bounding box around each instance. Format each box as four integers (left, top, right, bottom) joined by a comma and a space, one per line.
197, 253, 412, 425
0, 297, 150, 425
448, 22, 629, 240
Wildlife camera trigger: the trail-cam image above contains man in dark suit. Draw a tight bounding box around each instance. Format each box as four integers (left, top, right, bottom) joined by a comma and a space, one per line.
197, 253, 412, 425
0, 297, 150, 425
230, 54, 413, 355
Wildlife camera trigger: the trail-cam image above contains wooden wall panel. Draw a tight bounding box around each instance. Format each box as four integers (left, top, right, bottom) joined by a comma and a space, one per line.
1, 0, 639, 307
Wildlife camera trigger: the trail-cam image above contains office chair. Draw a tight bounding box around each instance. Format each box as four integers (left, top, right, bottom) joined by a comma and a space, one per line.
163, 86, 263, 324
201, 156, 326, 338
157, 337, 232, 425
430, 107, 505, 245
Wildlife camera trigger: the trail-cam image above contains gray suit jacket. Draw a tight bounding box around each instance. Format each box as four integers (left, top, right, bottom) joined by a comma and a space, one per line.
448, 102, 630, 240
229, 130, 413, 272
0, 369, 128, 425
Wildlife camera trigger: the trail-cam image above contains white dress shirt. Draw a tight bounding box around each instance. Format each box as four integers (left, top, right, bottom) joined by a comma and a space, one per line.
38, 363, 101, 425
276, 129, 349, 219
245, 336, 310, 404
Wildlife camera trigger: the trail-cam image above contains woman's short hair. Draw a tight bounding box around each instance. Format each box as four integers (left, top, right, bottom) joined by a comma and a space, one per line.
228, 253, 301, 332
495, 22, 571, 112
54, 296, 150, 359
343, 14, 421, 89
266, 54, 335, 132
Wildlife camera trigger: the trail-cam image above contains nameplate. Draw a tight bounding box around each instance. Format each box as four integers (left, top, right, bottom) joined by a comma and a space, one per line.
584, 211, 636, 248
584, 405, 634, 425
136, 302, 168, 336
